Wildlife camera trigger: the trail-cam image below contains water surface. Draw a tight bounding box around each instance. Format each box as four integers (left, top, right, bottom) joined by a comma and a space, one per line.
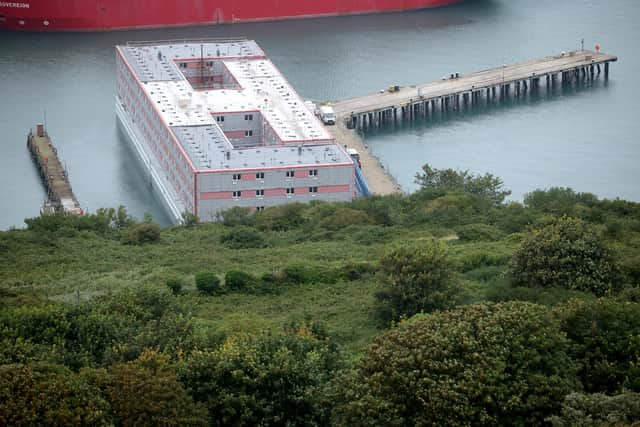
1, 0, 638, 229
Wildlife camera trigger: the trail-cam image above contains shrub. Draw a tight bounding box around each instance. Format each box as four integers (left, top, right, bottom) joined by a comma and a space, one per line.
509, 216, 619, 296
621, 254, 640, 286
220, 226, 267, 249
108, 350, 207, 426
282, 264, 308, 284
549, 392, 640, 427
485, 282, 594, 307
555, 298, 640, 393
254, 203, 307, 231
524, 187, 598, 216
348, 195, 398, 226
618, 286, 640, 302
218, 206, 254, 227
181, 211, 199, 227
319, 207, 372, 231
375, 241, 460, 323
455, 223, 505, 241
224, 270, 255, 291
340, 262, 377, 281
195, 272, 220, 295
0, 363, 111, 426
278, 264, 340, 285
349, 225, 391, 245
490, 202, 537, 233
180, 329, 341, 426
122, 223, 161, 245
464, 265, 503, 282
166, 277, 183, 295
458, 250, 510, 272
333, 302, 578, 426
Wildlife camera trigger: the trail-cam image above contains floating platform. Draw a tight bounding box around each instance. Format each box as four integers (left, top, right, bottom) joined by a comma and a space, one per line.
27, 124, 82, 215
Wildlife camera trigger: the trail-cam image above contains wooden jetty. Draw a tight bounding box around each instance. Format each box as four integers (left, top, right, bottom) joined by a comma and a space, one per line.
27, 124, 83, 215
334, 50, 617, 130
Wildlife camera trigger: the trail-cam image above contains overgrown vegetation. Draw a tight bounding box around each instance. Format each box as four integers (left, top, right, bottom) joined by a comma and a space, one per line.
2, 164, 640, 425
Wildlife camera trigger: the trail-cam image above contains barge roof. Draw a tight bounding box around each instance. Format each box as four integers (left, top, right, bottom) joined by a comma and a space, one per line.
118, 39, 348, 172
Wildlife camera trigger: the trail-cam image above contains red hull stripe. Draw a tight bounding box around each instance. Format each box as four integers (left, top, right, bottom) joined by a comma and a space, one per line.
0, 0, 463, 31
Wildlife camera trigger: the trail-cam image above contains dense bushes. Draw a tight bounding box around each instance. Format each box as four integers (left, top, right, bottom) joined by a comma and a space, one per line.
121, 223, 161, 245
456, 223, 505, 241
555, 298, 640, 393
180, 327, 341, 426
108, 350, 208, 426
375, 241, 460, 323
509, 216, 619, 295
254, 203, 307, 231
220, 226, 267, 249
334, 302, 577, 426
0, 287, 197, 368
549, 392, 640, 426
0, 363, 111, 426
4, 164, 640, 425
318, 207, 372, 231
524, 187, 600, 216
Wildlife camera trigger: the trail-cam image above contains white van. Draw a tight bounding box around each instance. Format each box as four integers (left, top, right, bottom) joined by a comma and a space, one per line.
319, 105, 336, 125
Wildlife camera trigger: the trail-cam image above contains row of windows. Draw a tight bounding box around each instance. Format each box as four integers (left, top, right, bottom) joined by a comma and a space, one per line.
232, 169, 318, 181
231, 187, 319, 198
214, 114, 254, 122
178, 61, 214, 69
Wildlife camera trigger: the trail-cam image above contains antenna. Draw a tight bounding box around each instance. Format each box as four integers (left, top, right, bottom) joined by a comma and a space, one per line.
200, 44, 204, 90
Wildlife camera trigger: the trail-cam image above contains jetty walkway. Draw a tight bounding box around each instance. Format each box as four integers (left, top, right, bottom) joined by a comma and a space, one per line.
27, 124, 82, 215
327, 50, 617, 194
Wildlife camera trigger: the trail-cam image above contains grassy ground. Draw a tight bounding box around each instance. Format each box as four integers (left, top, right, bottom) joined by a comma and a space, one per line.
2, 189, 638, 359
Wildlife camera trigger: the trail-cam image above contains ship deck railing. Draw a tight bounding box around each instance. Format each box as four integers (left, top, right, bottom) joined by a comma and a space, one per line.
126, 37, 249, 47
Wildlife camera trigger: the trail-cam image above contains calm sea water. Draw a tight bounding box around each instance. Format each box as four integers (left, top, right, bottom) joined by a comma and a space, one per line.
1, 0, 639, 229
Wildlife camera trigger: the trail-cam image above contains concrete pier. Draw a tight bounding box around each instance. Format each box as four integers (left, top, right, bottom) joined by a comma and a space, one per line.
325, 123, 402, 195
322, 50, 617, 195
334, 50, 617, 131
27, 124, 82, 215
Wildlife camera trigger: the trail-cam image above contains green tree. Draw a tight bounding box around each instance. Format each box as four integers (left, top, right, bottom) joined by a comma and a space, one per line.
415, 163, 511, 206
180, 327, 341, 426
333, 302, 578, 426
555, 298, 640, 393
375, 241, 459, 323
509, 216, 619, 296
0, 363, 111, 426
107, 350, 207, 427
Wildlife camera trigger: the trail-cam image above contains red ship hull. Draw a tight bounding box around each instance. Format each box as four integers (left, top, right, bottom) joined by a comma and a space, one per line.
0, 0, 462, 32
